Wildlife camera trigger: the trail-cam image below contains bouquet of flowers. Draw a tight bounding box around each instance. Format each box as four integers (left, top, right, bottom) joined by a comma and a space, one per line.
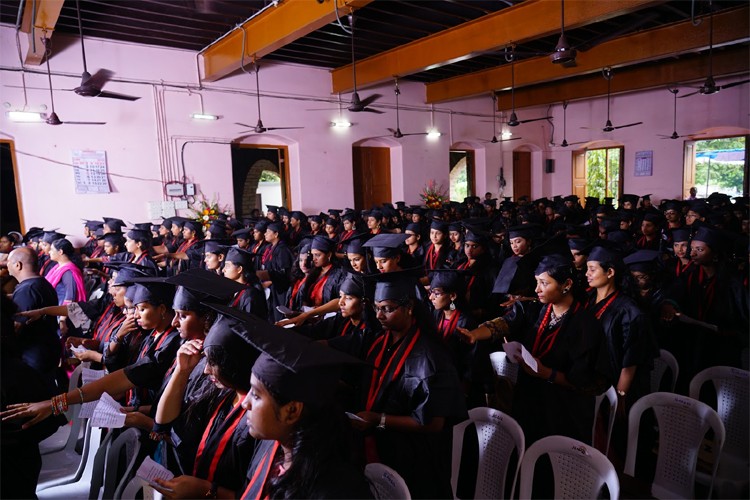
190, 194, 232, 229
420, 179, 448, 209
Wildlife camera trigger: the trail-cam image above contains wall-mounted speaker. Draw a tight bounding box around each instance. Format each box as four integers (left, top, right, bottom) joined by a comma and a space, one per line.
545, 159, 555, 173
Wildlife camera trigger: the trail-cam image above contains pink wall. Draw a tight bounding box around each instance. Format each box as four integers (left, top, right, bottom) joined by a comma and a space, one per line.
1, 25, 747, 242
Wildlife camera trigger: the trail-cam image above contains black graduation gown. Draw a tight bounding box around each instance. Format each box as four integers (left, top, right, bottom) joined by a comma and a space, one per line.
511, 302, 610, 446
296, 265, 348, 308
361, 325, 467, 499
249, 240, 269, 272
230, 283, 269, 319
453, 253, 499, 322
241, 440, 373, 500
123, 326, 181, 407
588, 291, 658, 406
423, 243, 450, 271
261, 242, 295, 322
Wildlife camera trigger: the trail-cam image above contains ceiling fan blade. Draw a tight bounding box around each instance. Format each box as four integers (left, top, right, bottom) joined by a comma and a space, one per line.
612, 121, 643, 130
96, 90, 140, 101
235, 122, 256, 128
60, 120, 107, 125
264, 126, 304, 131
518, 116, 552, 124
719, 79, 750, 90
566, 140, 588, 146
386, 128, 397, 134
399, 132, 429, 137
359, 93, 382, 108
305, 107, 340, 111
361, 107, 384, 114
83, 69, 113, 89
678, 90, 701, 99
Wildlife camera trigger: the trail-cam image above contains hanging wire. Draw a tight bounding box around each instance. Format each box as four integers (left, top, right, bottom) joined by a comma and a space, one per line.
334, 2, 353, 34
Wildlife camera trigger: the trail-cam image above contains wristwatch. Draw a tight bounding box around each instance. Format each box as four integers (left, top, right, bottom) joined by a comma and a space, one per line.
376, 413, 386, 431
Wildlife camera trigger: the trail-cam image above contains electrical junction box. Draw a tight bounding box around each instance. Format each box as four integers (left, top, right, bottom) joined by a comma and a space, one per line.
186, 183, 196, 196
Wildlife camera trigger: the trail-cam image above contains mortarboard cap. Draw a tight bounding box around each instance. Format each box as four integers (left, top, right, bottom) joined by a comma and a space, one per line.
41, 231, 66, 244
290, 211, 307, 221
126, 229, 152, 242
428, 269, 468, 292
267, 221, 285, 233
405, 223, 421, 234
507, 223, 541, 240
367, 269, 420, 302
166, 268, 245, 310
340, 232, 369, 255
253, 220, 269, 233
620, 194, 639, 206
265, 205, 279, 214
183, 220, 204, 234
430, 219, 449, 233
670, 228, 690, 242
232, 228, 253, 241
310, 235, 336, 253
225, 247, 256, 270
339, 272, 366, 298
624, 249, 661, 273
584, 240, 624, 264
128, 279, 175, 307
105, 262, 157, 286
642, 212, 665, 225
82, 219, 104, 230
205, 304, 365, 408
363, 233, 409, 258
692, 223, 726, 250
98, 232, 124, 246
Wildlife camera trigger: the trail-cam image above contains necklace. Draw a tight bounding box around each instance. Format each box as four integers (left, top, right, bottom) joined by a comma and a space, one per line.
548, 307, 568, 328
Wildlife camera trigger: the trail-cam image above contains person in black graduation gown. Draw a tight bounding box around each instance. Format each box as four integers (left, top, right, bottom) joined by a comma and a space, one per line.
463, 254, 610, 448
423, 219, 451, 271
452, 228, 499, 322
258, 221, 294, 323
312, 272, 380, 347
152, 312, 261, 498
353, 271, 466, 499
197, 306, 373, 500
221, 247, 268, 319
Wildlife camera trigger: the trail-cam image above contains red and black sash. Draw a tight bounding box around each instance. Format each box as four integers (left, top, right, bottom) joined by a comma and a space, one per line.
309, 270, 331, 307
456, 260, 476, 298
588, 291, 619, 320
241, 441, 280, 500
339, 318, 366, 337
92, 303, 125, 343
261, 244, 274, 267
687, 266, 716, 321
437, 310, 460, 340
365, 326, 421, 411
193, 392, 246, 481
127, 326, 176, 405
425, 244, 440, 270
531, 302, 581, 359
674, 259, 694, 278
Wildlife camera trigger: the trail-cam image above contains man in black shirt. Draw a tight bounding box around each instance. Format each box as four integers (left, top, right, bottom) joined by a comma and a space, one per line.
8, 247, 61, 391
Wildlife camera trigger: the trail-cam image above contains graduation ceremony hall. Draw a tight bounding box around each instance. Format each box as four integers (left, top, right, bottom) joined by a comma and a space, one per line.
0, 0, 748, 499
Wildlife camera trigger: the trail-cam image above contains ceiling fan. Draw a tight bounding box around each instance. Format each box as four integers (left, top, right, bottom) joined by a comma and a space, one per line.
679, 6, 749, 98
343, 12, 383, 114
236, 63, 303, 134
658, 88, 707, 140
551, 101, 586, 147
480, 94, 521, 144
549, 0, 659, 67
39, 38, 106, 126
67, 0, 140, 101
505, 48, 551, 127
379, 79, 428, 139
582, 67, 642, 132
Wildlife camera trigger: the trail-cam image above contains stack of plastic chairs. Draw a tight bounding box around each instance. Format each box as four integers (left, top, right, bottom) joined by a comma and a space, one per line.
365, 463, 411, 500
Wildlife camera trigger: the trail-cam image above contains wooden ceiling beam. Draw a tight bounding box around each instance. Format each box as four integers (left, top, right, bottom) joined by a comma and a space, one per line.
20, 0, 65, 66
201, 0, 373, 83
426, 5, 749, 103
330, 0, 662, 94
495, 45, 749, 111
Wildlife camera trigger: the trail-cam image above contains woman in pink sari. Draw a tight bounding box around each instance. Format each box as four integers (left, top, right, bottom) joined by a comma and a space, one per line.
46, 238, 87, 306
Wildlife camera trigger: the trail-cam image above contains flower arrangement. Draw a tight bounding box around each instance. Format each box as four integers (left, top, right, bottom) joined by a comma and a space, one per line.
419, 179, 448, 209
190, 193, 232, 228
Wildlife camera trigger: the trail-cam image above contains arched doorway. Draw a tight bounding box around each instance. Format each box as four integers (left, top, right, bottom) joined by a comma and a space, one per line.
231, 144, 290, 219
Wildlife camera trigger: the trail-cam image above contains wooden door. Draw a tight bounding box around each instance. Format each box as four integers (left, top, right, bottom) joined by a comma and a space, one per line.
513, 151, 531, 201
572, 149, 587, 200
352, 147, 391, 209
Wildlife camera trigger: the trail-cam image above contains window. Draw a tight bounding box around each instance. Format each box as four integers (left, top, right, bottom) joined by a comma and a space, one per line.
585, 147, 623, 201
691, 137, 747, 198
449, 150, 475, 201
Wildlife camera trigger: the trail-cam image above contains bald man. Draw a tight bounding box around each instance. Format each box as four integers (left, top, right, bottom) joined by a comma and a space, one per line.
8, 247, 61, 389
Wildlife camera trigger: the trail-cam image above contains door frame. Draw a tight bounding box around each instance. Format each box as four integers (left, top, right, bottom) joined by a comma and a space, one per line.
0, 139, 25, 233
235, 144, 291, 209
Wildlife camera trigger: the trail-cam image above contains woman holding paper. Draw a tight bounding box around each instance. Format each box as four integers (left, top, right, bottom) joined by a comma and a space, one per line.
459, 254, 609, 446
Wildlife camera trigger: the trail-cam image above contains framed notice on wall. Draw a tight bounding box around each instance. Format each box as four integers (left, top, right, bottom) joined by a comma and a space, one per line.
634, 150, 653, 177
72, 150, 111, 194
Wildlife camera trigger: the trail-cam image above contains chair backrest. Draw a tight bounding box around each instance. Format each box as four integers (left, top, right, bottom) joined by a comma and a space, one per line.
650, 349, 679, 393
489, 351, 519, 385
102, 428, 143, 499
451, 407, 525, 499
518, 435, 619, 500
365, 463, 411, 500
120, 477, 147, 500
624, 392, 725, 499
689, 366, 749, 460
592, 386, 618, 456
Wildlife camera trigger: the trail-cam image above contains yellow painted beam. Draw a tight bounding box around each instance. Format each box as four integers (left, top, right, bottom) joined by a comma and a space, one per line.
496, 46, 749, 111
20, 0, 65, 65
426, 5, 750, 103
201, 0, 372, 83
331, 0, 663, 93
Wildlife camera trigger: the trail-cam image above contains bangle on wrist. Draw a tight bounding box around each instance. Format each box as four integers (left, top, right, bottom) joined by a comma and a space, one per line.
377, 413, 386, 431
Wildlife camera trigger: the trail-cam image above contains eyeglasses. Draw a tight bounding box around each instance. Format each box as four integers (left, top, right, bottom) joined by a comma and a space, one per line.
372, 304, 403, 315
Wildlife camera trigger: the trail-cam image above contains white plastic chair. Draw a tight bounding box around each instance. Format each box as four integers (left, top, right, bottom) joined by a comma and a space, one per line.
518, 435, 619, 499
36, 422, 104, 497
624, 392, 725, 499
120, 477, 148, 500
40, 364, 85, 456
365, 463, 411, 500
451, 407, 525, 499
650, 349, 679, 393
489, 351, 519, 385
106, 428, 143, 499
592, 386, 617, 456
689, 366, 749, 498
37, 416, 90, 488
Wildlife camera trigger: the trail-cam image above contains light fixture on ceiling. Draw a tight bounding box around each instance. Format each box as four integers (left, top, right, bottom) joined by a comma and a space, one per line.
427, 104, 441, 138
6, 110, 45, 122
189, 91, 219, 120
501, 130, 512, 140
332, 119, 352, 128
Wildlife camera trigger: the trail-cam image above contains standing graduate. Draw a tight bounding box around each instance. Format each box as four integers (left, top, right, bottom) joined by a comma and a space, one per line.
258, 221, 294, 323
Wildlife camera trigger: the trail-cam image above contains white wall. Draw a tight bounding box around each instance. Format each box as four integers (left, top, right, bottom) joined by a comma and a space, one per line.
1, 24, 747, 242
